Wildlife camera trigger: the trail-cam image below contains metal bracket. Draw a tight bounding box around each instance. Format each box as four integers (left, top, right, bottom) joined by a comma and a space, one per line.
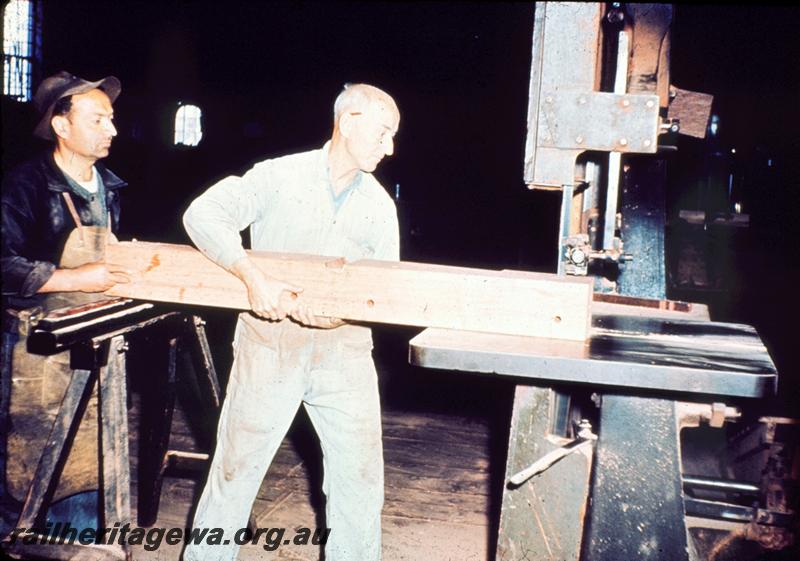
562, 233, 633, 276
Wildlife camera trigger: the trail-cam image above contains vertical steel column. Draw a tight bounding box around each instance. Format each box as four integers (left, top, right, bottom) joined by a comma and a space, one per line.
615, 157, 668, 299
582, 396, 692, 561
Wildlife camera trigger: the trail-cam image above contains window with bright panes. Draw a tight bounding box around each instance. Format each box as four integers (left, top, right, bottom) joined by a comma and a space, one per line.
3, 0, 42, 102
174, 103, 203, 147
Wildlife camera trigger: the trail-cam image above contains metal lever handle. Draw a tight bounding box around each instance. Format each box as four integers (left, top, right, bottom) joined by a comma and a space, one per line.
508, 420, 597, 487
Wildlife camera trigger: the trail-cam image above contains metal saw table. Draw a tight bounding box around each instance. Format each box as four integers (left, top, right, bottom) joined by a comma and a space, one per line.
409, 302, 778, 561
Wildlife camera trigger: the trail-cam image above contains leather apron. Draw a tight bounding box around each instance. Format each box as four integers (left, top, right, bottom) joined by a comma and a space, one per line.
6, 193, 117, 502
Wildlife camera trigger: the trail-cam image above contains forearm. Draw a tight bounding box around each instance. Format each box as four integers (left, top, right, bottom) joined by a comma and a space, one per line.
37, 268, 81, 293
229, 256, 262, 285
37, 262, 130, 294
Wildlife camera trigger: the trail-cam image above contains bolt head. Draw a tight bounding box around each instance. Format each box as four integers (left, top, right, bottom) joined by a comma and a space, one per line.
571, 248, 587, 264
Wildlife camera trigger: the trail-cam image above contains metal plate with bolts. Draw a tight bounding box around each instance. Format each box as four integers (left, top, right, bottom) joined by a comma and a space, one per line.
539, 92, 660, 153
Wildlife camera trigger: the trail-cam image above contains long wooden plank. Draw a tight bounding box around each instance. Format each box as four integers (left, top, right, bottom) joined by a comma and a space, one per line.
105, 241, 592, 340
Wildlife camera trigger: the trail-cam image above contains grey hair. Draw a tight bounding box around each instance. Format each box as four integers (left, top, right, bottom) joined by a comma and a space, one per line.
333, 83, 396, 124
333, 83, 371, 122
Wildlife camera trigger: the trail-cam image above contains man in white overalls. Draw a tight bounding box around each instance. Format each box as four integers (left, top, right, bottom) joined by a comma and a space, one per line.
0, 71, 131, 533
183, 83, 400, 561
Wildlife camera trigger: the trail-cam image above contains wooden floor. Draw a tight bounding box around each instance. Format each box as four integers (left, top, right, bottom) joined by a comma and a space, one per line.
127, 374, 511, 561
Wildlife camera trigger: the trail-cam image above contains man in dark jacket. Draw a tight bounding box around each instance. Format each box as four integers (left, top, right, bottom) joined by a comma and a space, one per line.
2, 70, 130, 310
0, 71, 130, 529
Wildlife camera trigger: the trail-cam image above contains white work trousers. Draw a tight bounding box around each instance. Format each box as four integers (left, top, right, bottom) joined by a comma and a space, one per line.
184, 320, 384, 561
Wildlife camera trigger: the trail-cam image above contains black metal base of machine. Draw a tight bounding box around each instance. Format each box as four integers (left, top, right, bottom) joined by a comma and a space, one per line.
582, 394, 694, 561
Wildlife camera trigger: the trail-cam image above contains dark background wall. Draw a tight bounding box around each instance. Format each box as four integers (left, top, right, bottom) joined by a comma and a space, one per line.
2, 2, 799, 414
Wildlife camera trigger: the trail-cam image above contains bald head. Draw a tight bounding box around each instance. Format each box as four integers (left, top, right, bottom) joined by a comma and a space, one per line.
333, 83, 398, 126
330, 83, 400, 174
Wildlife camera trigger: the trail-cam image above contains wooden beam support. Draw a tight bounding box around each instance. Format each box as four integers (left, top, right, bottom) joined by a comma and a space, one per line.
105, 241, 592, 341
